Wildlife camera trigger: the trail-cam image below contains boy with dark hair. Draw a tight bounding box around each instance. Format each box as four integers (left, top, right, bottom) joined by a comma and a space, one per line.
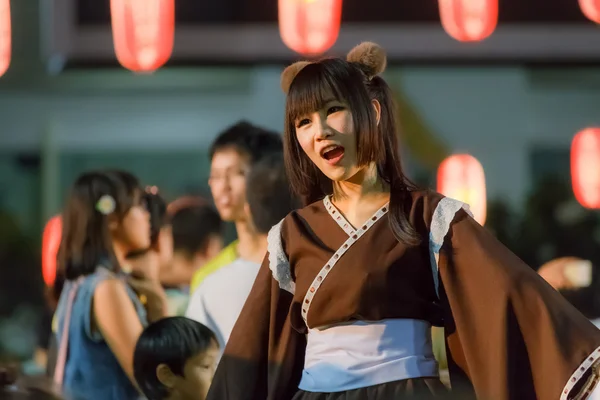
171, 205, 224, 267
186, 151, 298, 350
158, 204, 224, 315
189, 121, 283, 292
244, 152, 300, 234
133, 317, 219, 400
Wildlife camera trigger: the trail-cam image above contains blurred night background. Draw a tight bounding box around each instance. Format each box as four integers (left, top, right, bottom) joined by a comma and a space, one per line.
1, 0, 600, 370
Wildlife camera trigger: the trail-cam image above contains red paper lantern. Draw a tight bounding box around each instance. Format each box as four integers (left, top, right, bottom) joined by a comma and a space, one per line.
437, 154, 487, 225
42, 215, 62, 287
279, 0, 342, 56
579, 0, 600, 23
438, 0, 498, 42
110, 0, 175, 72
0, 0, 11, 78
571, 128, 600, 209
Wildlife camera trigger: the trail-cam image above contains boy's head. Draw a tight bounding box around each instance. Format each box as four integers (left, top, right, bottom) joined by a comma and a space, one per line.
245, 152, 300, 234
133, 317, 219, 400
171, 204, 224, 266
208, 121, 282, 223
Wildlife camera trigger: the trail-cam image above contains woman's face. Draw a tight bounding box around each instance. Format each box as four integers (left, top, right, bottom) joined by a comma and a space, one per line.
294, 98, 361, 182
112, 198, 151, 253
294, 97, 381, 183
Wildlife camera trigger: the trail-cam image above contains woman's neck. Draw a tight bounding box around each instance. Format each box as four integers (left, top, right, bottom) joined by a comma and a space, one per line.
111, 241, 128, 270
330, 163, 390, 229
332, 163, 388, 204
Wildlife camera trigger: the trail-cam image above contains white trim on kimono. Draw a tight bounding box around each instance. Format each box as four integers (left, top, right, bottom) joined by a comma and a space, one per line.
323, 195, 356, 236
560, 346, 600, 400
267, 219, 295, 295
301, 200, 389, 325
428, 197, 473, 297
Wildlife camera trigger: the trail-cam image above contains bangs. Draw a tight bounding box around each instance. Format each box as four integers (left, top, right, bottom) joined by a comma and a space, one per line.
286, 61, 350, 121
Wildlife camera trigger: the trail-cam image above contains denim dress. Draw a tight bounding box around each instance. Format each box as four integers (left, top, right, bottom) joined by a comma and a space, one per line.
55, 266, 147, 400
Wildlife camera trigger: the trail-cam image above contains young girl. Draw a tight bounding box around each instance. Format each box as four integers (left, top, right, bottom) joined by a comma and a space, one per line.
126, 189, 173, 281
207, 43, 600, 400
54, 170, 167, 399
125, 189, 178, 317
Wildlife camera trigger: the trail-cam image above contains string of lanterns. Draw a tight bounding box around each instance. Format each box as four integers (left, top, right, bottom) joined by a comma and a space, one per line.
110, 0, 599, 65
0, 1, 597, 76
0, 3, 595, 231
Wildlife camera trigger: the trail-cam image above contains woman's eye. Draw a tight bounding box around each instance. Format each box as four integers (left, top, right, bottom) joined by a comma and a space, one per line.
296, 118, 310, 128
327, 106, 344, 115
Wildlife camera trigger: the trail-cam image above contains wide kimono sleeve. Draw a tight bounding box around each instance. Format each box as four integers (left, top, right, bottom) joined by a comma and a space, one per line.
429, 197, 600, 400
206, 218, 306, 400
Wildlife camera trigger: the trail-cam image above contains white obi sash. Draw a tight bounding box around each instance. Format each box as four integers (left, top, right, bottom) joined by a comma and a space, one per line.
298, 319, 438, 392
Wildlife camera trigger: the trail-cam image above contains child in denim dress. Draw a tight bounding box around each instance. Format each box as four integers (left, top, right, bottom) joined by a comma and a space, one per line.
54, 170, 168, 400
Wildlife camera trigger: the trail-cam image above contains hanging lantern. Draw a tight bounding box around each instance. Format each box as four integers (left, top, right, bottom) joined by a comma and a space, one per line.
0, 0, 11, 78
279, 0, 342, 56
571, 128, 600, 209
110, 0, 175, 73
579, 0, 600, 23
42, 215, 62, 287
437, 154, 487, 225
438, 0, 498, 42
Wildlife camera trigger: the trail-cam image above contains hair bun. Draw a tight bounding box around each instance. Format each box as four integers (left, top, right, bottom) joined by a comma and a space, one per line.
281, 61, 311, 94
346, 42, 387, 78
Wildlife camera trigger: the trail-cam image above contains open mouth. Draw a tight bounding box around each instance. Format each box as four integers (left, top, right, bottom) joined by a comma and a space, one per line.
321, 145, 345, 165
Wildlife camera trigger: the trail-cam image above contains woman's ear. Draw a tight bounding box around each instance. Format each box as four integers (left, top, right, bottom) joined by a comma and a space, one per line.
371, 99, 381, 126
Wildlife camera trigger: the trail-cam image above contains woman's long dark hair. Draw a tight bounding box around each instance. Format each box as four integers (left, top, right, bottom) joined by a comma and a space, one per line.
283, 58, 420, 246
58, 170, 143, 280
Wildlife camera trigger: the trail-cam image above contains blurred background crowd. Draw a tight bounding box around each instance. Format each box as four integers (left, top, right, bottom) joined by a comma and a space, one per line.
2, 0, 600, 398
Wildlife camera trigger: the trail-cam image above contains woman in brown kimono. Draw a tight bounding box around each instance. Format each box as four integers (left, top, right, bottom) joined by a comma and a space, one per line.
206, 42, 600, 400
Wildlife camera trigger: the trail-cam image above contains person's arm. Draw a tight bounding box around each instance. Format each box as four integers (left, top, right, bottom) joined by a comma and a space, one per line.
159, 263, 194, 288
93, 278, 144, 386
431, 200, 600, 399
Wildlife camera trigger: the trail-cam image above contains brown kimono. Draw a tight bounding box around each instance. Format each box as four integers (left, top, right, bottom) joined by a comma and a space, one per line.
207, 191, 600, 400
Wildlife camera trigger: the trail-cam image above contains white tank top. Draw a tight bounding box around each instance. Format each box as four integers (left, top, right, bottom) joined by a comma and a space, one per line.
298, 319, 439, 392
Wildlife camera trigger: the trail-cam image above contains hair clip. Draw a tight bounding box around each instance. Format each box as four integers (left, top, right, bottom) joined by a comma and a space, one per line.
96, 194, 116, 215
145, 185, 159, 195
